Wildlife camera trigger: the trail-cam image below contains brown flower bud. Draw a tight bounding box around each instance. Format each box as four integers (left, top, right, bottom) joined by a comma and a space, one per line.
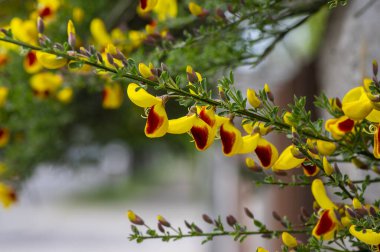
157, 215, 171, 227
158, 222, 165, 233
226, 215, 237, 227
202, 214, 213, 224
244, 207, 254, 219
272, 211, 281, 221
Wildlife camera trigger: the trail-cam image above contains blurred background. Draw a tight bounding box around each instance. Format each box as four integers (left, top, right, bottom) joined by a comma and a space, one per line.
0, 0, 379, 251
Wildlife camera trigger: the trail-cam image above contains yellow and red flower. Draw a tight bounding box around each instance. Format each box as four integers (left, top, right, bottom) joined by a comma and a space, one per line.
254, 137, 278, 169
325, 116, 355, 139
30, 72, 63, 98
0, 128, 10, 147
0, 183, 16, 208
23, 51, 42, 74
102, 83, 123, 109
312, 209, 338, 240
127, 83, 168, 138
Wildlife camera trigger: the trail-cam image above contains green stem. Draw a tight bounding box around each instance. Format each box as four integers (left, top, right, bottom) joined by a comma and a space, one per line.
131, 228, 307, 241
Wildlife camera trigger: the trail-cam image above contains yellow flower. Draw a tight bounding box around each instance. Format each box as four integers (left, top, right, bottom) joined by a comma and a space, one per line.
282, 232, 298, 248
36, 51, 68, 69
272, 145, 305, 170
349, 225, 380, 245
139, 62, 154, 79
0, 128, 10, 147
190, 106, 227, 151
72, 7, 84, 23
254, 137, 278, 169
0, 53, 8, 67
167, 114, 197, 134
102, 83, 123, 109
312, 209, 338, 240
352, 198, 362, 209
311, 179, 337, 210
342, 86, 373, 120
325, 116, 355, 139
283, 111, 294, 126
153, 0, 178, 21
322, 156, 334, 175
246, 88, 261, 108
36, 0, 61, 22
0, 87, 9, 108
127, 83, 168, 138
126, 210, 145, 225
188, 2, 204, 16
220, 121, 243, 157
0, 183, 16, 208
242, 120, 271, 135
90, 18, 112, 48
316, 140, 336, 156
256, 247, 269, 252
23, 51, 43, 74
10, 18, 38, 45
57, 87, 73, 103
30, 72, 63, 98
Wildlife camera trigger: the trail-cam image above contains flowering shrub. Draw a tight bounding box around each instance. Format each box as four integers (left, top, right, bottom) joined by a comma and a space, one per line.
1, 0, 380, 251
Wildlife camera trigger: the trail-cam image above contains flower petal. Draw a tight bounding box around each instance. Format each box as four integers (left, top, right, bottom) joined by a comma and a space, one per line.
272, 145, 305, 170
220, 121, 243, 156
190, 117, 214, 151
302, 163, 320, 176
316, 140, 336, 156
349, 225, 380, 245
312, 209, 337, 240
36, 51, 68, 69
145, 102, 168, 138
342, 87, 373, 120
167, 114, 196, 134
127, 83, 161, 108
102, 83, 123, 109
0, 183, 16, 208
254, 138, 278, 169
311, 179, 337, 210
238, 133, 260, 154
282, 232, 298, 248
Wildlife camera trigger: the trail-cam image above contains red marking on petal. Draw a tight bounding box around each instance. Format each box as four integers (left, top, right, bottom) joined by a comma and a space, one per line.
26, 51, 37, 67
220, 125, 236, 155
102, 89, 108, 101
39, 7, 52, 18
315, 210, 335, 236
146, 105, 163, 134
191, 126, 208, 150
0, 128, 5, 139
255, 145, 272, 167
0, 55, 7, 66
140, 0, 148, 9
338, 119, 354, 132
302, 162, 318, 176
199, 108, 214, 127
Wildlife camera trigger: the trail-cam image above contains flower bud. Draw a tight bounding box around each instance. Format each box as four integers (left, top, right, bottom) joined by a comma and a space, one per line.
96, 52, 104, 64
37, 17, 44, 34
244, 207, 254, 219
126, 210, 145, 225
202, 214, 213, 224
373, 60, 378, 76
264, 83, 274, 102
226, 215, 237, 227
158, 222, 165, 233
157, 215, 171, 227
272, 211, 281, 221
282, 232, 298, 248
184, 220, 192, 229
